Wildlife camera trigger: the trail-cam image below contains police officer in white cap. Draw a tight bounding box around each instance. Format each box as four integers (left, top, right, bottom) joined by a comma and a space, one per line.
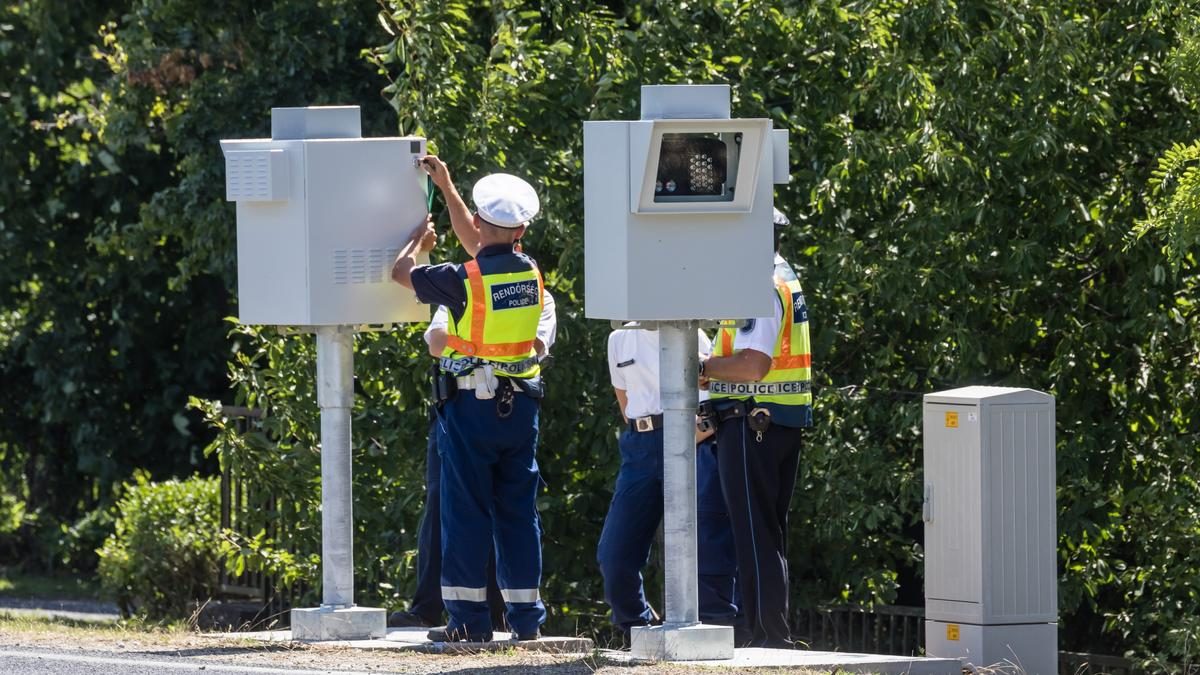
387, 292, 557, 631
392, 156, 547, 643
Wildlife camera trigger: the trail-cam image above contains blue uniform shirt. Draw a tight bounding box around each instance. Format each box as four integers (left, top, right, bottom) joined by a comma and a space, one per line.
411, 243, 536, 323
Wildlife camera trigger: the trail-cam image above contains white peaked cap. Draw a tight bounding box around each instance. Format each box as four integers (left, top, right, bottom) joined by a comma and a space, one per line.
472, 173, 540, 228
773, 207, 790, 227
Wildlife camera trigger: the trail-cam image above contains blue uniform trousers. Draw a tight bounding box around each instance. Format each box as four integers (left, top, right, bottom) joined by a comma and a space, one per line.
716, 415, 804, 648
436, 388, 545, 639
596, 428, 738, 630
696, 438, 739, 623
408, 414, 505, 626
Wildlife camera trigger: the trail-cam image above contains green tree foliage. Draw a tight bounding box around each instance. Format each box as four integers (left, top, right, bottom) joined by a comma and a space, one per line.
4, 0, 1200, 661
1138, 14, 1200, 268
364, 0, 1200, 658
0, 0, 389, 569
97, 474, 220, 618
0, 0, 227, 567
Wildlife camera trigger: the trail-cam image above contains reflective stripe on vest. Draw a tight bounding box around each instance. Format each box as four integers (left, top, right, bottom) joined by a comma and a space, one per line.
708, 380, 811, 396
710, 261, 812, 408
439, 355, 540, 376
443, 257, 543, 378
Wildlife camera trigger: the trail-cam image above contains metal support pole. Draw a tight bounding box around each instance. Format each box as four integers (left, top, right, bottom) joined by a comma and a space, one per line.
659, 320, 700, 626
316, 326, 355, 609
289, 327, 385, 639
630, 320, 732, 659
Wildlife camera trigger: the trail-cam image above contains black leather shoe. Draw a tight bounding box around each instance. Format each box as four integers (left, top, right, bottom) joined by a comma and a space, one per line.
511, 629, 540, 642
388, 610, 439, 628
427, 626, 492, 643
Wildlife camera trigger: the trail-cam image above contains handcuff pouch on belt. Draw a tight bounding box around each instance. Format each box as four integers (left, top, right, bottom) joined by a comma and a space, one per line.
748, 406, 772, 442
713, 399, 773, 442
495, 376, 546, 417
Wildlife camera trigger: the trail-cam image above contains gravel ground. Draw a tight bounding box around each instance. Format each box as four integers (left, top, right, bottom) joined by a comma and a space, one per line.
0, 614, 811, 674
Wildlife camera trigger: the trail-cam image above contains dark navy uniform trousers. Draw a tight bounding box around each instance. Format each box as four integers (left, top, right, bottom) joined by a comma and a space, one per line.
407, 414, 505, 626
596, 428, 738, 630
716, 415, 804, 648
436, 388, 545, 640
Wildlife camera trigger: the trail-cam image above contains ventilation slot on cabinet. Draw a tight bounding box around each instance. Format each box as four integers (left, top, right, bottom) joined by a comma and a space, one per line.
332, 249, 397, 285
332, 250, 348, 285
223, 149, 288, 202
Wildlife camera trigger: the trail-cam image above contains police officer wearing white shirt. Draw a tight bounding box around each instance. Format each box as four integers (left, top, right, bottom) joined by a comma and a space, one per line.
389, 294, 556, 630
597, 325, 738, 644
700, 207, 813, 648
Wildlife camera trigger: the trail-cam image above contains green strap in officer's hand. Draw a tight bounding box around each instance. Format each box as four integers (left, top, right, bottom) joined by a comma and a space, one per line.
426, 175, 435, 212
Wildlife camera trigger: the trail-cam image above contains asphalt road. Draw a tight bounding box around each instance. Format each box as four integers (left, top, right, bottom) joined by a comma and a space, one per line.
0, 647, 373, 675
0, 597, 121, 623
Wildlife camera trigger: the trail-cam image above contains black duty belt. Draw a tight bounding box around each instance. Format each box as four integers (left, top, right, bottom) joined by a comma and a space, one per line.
629, 414, 664, 433
431, 364, 544, 406
714, 400, 773, 441
439, 355, 539, 376
708, 380, 811, 396
714, 400, 755, 423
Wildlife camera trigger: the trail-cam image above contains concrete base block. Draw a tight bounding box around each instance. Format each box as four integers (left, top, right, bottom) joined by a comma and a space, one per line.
631, 623, 735, 661
290, 606, 386, 641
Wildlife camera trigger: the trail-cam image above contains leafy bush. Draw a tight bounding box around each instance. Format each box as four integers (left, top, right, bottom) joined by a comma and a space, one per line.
97, 475, 220, 619
52, 507, 117, 574
0, 493, 26, 537
0, 492, 29, 563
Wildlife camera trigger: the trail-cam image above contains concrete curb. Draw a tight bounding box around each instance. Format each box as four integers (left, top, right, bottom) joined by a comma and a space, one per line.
203, 626, 594, 655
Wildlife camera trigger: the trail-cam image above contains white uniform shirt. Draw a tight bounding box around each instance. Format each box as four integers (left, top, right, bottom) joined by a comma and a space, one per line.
726, 255, 786, 356
608, 327, 712, 420
728, 301, 782, 356
424, 289, 558, 356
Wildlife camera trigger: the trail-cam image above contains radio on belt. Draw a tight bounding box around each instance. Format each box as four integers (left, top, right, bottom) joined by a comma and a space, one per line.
584, 84, 790, 320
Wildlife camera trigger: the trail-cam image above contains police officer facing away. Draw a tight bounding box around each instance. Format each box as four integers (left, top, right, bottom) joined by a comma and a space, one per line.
392, 156, 547, 642
598, 325, 738, 645
699, 208, 813, 648
389, 295, 557, 630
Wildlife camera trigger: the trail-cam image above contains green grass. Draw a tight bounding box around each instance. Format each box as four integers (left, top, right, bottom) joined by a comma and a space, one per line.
0, 568, 106, 601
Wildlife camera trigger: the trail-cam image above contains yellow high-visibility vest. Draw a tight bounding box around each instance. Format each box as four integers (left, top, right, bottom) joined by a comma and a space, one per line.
443, 256, 542, 379
710, 258, 812, 410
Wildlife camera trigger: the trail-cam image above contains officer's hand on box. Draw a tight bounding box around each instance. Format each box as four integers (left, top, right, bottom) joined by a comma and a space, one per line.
420, 155, 453, 191
416, 215, 437, 253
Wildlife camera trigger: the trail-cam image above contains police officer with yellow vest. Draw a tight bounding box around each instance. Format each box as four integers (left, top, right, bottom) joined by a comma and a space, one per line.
392, 156, 546, 643
699, 207, 812, 648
